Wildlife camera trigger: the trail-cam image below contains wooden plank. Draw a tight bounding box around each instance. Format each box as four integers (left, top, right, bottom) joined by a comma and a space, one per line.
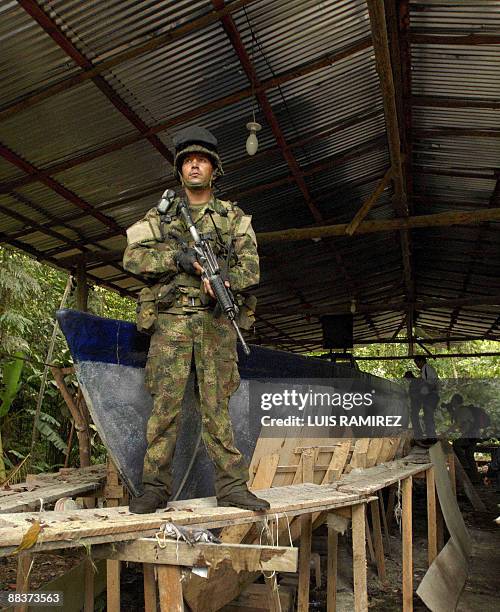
325, 440, 351, 483
302, 448, 315, 483
297, 513, 313, 612
337, 462, 431, 495
0, 472, 106, 513
96, 539, 298, 572
350, 439, 370, 469
352, 504, 368, 612
143, 563, 157, 612
366, 438, 384, 468
402, 477, 413, 612
0, 484, 364, 552
157, 565, 184, 612
426, 467, 438, 566
370, 499, 386, 582
327, 521, 338, 611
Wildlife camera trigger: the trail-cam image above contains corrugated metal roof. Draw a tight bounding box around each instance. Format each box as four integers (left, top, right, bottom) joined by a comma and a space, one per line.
0, 0, 499, 352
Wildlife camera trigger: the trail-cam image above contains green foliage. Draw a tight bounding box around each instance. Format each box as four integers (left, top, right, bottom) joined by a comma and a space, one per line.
0, 352, 24, 417
0, 245, 136, 474
25, 409, 67, 454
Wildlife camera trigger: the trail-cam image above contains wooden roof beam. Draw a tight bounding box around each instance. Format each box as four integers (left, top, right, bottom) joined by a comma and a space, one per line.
255, 294, 500, 318
367, 0, 414, 354
50, 206, 500, 266
258, 206, 500, 242
410, 33, 500, 45
412, 96, 500, 110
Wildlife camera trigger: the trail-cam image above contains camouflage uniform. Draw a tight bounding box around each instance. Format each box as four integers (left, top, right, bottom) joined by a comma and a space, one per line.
123, 196, 258, 501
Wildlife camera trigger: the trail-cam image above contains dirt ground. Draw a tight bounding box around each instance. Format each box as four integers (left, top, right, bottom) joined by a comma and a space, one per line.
1, 477, 498, 611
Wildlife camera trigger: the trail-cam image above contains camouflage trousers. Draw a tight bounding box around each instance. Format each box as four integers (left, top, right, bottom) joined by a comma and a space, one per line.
142, 310, 249, 500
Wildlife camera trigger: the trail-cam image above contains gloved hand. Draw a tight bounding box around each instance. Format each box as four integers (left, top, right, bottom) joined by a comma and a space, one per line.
175, 248, 198, 275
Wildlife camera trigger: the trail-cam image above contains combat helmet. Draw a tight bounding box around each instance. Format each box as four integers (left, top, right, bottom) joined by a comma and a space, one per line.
172, 126, 224, 184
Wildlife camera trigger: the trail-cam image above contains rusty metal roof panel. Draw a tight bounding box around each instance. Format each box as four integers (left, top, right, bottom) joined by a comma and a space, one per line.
0, 1, 80, 107
234, 0, 372, 79
46, 0, 211, 61
0, 83, 133, 170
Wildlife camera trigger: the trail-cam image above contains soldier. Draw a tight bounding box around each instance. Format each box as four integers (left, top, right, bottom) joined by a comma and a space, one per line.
123, 126, 270, 514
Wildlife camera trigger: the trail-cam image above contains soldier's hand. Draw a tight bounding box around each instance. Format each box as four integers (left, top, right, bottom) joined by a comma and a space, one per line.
175, 248, 198, 275
195, 263, 230, 299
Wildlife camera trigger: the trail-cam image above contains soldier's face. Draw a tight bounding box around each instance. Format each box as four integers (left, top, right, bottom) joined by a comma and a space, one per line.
181, 153, 214, 187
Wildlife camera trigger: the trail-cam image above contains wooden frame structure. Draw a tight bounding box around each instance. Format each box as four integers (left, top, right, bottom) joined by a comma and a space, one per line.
2, 451, 442, 612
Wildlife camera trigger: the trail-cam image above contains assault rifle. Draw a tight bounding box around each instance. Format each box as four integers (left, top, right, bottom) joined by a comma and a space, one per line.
177, 198, 251, 356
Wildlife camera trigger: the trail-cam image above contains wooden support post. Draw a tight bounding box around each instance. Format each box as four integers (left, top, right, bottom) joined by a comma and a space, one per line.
426, 467, 437, 566
327, 519, 338, 611
370, 499, 386, 583
378, 490, 391, 553
83, 558, 95, 612
365, 514, 376, 565
106, 557, 120, 612
312, 552, 322, 589
402, 477, 413, 612
76, 258, 89, 312
50, 366, 91, 468
260, 520, 283, 612
385, 485, 395, 532
351, 504, 368, 612
106, 459, 123, 612
15, 552, 32, 612
298, 512, 313, 612
157, 565, 184, 612
143, 563, 157, 612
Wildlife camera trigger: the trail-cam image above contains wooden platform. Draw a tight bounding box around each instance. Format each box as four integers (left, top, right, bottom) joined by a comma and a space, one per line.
3, 457, 437, 612
0, 464, 106, 513
0, 483, 363, 556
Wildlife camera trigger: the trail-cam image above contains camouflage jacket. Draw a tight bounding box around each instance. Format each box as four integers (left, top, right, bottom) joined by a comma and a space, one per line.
122, 196, 259, 317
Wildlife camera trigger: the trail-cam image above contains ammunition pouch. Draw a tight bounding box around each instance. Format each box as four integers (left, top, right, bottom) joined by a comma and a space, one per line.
136, 287, 158, 334
236, 294, 257, 331
136, 281, 177, 333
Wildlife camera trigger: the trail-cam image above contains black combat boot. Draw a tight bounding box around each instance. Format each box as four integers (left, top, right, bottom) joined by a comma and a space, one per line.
129, 489, 169, 514
218, 488, 270, 512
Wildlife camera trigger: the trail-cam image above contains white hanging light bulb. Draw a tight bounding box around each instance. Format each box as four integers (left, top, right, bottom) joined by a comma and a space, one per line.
246, 121, 261, 155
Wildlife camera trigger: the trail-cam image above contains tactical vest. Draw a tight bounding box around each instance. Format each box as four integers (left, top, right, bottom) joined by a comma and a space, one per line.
132, 197, 256, 330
